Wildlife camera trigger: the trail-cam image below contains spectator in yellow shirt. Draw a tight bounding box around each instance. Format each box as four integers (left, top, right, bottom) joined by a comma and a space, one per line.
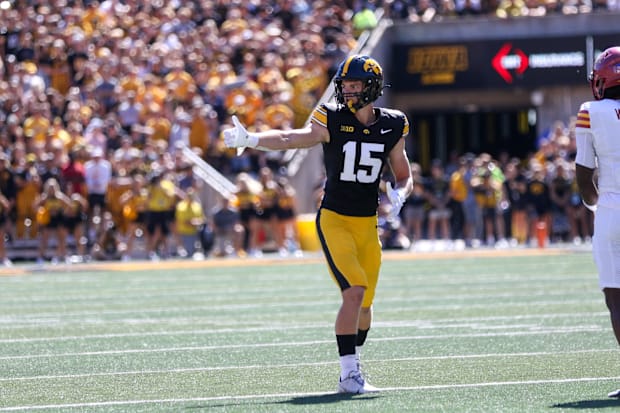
175, 187, 206, 258
164, 60, 196, 104
23, 104, 51, 145
145, 171, 179, 260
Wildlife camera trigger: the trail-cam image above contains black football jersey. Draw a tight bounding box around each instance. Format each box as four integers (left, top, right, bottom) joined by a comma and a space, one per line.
310, 102, 409, 217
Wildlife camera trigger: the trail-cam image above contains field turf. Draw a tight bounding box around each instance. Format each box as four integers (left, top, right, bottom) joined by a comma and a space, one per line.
1, 248, 619, 412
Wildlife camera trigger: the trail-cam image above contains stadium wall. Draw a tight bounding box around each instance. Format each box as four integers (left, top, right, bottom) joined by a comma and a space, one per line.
292, 12, 620, 213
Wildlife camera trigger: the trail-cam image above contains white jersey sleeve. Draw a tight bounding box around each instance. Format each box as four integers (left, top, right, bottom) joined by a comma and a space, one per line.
575, 127, 596, 169
574, 99, 620, 194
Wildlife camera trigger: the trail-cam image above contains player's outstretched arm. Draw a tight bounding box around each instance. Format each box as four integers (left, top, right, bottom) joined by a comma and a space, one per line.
223, 115, 328, 153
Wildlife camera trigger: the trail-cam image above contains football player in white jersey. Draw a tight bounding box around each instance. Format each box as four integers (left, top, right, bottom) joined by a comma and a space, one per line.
575, 46, 620, 398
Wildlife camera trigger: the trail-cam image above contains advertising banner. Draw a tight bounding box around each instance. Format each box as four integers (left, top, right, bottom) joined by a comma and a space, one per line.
390, 36, 608, 91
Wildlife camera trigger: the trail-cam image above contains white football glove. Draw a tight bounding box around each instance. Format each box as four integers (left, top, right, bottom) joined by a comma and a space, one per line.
386, 181, 406, 221
223, 115, 258, 155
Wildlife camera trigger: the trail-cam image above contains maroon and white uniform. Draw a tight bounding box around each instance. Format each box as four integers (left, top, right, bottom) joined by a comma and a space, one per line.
575, 98, 620, 289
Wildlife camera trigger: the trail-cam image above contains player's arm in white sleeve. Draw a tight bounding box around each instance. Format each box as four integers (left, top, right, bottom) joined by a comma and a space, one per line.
575, 129, 598, 210
223, 115, 329, 153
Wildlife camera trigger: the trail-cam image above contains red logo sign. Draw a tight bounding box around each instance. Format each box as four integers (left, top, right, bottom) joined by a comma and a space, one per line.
492, 43, 529, 83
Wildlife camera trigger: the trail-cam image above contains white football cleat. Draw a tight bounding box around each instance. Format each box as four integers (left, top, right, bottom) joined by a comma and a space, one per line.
608, 389, 620, 398
337, 371, 379, 394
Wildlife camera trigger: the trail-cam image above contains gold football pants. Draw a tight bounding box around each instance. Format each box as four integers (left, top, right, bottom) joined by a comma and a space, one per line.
316, 208, 382, 308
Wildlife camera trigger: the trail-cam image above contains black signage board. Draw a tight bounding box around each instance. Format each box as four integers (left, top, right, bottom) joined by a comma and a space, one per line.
390, 36, 595, 91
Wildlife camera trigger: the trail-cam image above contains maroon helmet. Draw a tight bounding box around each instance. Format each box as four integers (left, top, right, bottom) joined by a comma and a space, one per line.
590, 46, 620, 100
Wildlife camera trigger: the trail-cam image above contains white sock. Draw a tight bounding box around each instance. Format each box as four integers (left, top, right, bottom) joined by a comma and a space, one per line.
355, 346, 361, 362
340, 354, 357, 380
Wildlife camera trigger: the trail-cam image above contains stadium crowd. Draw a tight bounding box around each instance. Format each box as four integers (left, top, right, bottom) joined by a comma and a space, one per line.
0, 0, 606, 265
379, 122, 594, 251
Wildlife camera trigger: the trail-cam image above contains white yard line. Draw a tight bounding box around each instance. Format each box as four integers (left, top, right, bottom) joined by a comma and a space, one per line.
0, 326, 606, 361
0, 312, 609, 343
0, 376, 618, 411
0, 298, 603, 327
0, 348, 615, 382
0, 279, 593, 303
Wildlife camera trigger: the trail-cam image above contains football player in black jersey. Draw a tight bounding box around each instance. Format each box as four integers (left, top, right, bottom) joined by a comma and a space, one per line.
224, 55, 413, 394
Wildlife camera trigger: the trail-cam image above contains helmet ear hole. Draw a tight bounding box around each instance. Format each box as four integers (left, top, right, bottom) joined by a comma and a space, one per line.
595, 78, 605, 100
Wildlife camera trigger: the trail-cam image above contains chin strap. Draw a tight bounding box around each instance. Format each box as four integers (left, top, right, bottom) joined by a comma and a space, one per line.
582, 199, 597, 212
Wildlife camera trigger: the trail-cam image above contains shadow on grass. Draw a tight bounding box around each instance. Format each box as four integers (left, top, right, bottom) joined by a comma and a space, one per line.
551, 399, 620, 409
273, 392, 381, 406
186, 393, 381, 410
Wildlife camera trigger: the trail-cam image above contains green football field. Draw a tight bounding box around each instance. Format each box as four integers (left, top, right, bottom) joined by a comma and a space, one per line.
1, 249, 620, 412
